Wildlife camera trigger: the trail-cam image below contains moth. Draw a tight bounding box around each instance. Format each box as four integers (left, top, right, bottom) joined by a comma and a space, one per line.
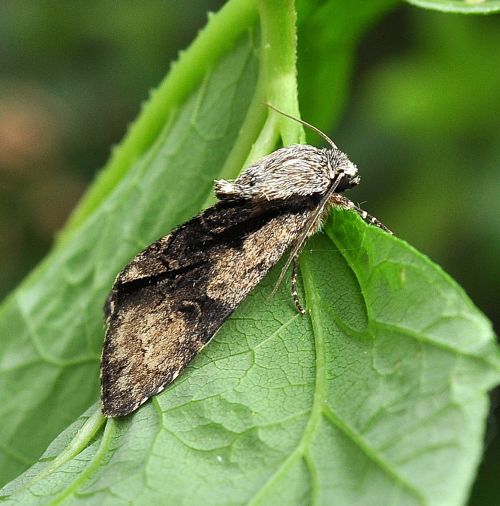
100, 106, 390, 417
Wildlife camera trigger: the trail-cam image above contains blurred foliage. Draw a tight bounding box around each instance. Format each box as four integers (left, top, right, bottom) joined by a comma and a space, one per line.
0, 0, 225, 300
0, 1, 498, 504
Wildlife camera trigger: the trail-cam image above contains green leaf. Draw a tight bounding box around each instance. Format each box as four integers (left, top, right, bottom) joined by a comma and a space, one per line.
1, 210, 498, 505
0, 0, 499, 503
406, 0, 500, 14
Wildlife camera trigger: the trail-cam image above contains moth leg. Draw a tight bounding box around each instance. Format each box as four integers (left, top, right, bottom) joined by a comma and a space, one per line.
332, 195, 392, 234
291, 256, 306, 315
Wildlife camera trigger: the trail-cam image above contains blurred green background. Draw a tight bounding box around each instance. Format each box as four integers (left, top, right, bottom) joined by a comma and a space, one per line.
0, 1, 498, 503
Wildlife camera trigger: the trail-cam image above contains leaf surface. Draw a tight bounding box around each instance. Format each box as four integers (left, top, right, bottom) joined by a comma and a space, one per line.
2, 210, 498, 505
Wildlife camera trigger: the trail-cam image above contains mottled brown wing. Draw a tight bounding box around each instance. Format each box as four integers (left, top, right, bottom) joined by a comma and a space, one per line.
100, 197, 319, 417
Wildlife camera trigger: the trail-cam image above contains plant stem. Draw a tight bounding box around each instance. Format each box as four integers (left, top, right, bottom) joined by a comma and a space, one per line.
257, 0, 304, 146
228, 0, 305, 169
203, 0, 303, 208
16, 408, 105, 493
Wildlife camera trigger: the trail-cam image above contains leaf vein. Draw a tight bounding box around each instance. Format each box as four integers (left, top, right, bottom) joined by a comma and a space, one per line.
322, 405, 426, 504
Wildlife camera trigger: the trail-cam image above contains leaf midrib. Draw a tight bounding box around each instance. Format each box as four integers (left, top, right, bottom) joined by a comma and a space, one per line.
47, 420, 115, 506
305, 254, 424, 504
246, 268, 327, 505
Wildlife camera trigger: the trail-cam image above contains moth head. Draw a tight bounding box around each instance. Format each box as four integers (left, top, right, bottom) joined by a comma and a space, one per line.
329, 149, 360, 193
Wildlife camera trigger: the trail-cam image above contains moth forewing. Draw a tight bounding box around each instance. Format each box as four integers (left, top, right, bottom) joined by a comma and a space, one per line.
100, 197, 320, 417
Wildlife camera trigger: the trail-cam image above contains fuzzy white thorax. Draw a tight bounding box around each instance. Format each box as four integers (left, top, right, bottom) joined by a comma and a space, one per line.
215, 144, 358, 201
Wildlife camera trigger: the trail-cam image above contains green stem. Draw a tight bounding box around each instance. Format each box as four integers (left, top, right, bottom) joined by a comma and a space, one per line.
245, 113, 281, 164
59, 0, 259, 244
203, 0, 303, 208
258, 0, 304, 146
241, 0, 304, 173
239, 0, 304, 168
19, 408, 105, 492
49, 419, 115, 505
220, 0, 304, 170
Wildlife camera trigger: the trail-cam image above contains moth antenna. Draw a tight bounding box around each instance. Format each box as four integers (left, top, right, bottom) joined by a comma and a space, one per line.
265, 103, 338, 150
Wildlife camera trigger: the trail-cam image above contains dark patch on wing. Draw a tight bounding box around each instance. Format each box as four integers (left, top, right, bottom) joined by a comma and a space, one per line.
101, 196, 319, 417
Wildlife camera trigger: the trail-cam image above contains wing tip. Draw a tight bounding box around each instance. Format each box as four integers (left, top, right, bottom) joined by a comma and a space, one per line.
101, 395, 148, 418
